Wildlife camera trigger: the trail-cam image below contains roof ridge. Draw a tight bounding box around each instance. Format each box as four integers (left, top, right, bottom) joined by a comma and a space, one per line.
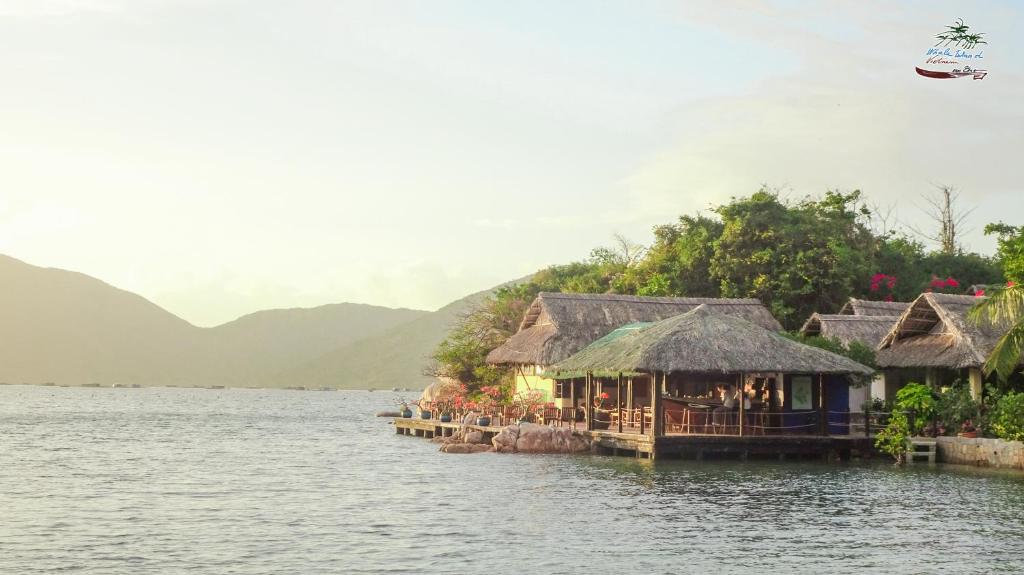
537, 292, 764, 305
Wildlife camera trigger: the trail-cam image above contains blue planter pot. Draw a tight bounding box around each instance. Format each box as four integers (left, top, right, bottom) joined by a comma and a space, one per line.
420, 410, 432, 420
476, 416, 491, 427
401, 409, 413, 418
439, 414, 452, 423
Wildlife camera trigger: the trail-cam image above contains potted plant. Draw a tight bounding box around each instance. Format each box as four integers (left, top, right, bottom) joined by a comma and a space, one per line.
413, 399, 432, 420
432, 380, 464, 423
475, 385, 505, 426
396, 398, 413, 419
513, 389, 545, 423
592, 392, 611, 430
958, 419, 978, 438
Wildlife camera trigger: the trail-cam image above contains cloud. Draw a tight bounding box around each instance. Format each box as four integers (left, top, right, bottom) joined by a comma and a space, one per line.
0, 0, 124, 16
619, 2, 1024, 252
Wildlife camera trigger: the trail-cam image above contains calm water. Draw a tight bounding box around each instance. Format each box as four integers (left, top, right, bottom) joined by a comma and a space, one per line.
2, 386, 1023, 574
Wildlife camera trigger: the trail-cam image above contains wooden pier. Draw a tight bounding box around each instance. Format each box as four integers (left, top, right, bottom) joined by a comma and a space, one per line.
394, 417, 876, 461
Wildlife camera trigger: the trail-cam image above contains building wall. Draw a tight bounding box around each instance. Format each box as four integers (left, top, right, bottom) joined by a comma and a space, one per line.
514, 372, 556, 404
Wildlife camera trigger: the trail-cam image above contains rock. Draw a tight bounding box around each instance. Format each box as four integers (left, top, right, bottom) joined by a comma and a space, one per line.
461, 411, 479, 426
376, 411, 401, 417
463, 430, 485, 444
430, 435, 448, 444
440, 443, 493, 454
516, 423, 555, 453
491, 425, 520, 453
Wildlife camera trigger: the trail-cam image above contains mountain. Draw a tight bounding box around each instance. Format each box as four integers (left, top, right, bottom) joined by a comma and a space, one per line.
208, 303, 427, 385
0, 254, 432, 387
268, 285, 497, 389
0, 254, 208, 385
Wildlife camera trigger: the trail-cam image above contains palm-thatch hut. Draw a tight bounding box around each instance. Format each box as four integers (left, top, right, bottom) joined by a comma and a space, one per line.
485, 292, 782, 407
548, 305, 872, 437
799, 314, 897, 348
838, 298, 912, 316
801, 298, 909, 408
875, 292, 1018, 399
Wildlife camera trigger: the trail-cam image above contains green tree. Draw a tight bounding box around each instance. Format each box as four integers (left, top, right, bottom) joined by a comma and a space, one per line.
710, 189, 874, 328
986, 223, 1024, 283
615, 215, 723, 297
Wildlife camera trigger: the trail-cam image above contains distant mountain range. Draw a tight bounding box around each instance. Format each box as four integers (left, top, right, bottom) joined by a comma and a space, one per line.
0, 254, 497, 389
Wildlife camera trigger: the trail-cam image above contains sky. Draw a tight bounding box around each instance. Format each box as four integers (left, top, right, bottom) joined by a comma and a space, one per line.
1, 0, 1022, 326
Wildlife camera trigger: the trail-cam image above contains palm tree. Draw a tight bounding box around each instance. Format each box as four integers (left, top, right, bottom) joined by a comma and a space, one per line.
968, 284, 1024, 381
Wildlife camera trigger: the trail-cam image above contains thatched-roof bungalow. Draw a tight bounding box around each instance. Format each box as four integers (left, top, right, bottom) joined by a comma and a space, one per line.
876, 292, 1019, 399
485, 292, 782, 407
838, 298, 911, 316
548, 305, 872, 437
799, 313, 896, 348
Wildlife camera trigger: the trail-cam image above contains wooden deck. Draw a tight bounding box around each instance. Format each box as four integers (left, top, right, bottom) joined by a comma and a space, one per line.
393, 417, 876, 461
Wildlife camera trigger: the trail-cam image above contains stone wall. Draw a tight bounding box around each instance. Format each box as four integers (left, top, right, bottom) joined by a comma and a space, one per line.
936, 436, 1024, 470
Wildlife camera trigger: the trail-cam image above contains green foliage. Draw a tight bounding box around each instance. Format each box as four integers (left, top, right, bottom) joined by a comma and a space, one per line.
781, 333, 877, 385
875, 411, 911, 464
986, 223, 1024, 283
968, 284, 1024, 382
710, 189, 876, 328
429, 296, 529, 391
989, 392, 1024, 441
934, 382, 980, 434
615, 215, 723, 297
895, 382, 937, 433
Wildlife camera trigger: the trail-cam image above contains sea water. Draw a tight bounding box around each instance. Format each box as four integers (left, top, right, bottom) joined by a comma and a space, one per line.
2, 386, 1023, 574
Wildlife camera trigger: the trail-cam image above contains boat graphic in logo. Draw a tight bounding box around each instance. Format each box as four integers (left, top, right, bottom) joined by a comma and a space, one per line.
915, 18, 987, 80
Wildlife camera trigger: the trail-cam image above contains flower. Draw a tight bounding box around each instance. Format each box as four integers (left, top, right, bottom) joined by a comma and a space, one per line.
1009, 281, 1017, 288
945, 277, 960, 288
599, 392, 609, 399
975, 289, 985, 297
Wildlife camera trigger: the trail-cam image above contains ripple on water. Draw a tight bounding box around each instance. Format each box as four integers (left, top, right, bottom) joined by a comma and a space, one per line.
1, 386, 1023, 575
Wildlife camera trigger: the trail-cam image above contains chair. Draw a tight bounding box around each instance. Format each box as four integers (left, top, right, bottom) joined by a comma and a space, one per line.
559, 406, 579, 429
539, 406, 560, 426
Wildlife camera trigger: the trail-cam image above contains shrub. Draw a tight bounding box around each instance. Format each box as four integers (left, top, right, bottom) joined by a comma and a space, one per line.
875, 411, 911, 464
895, 382, 937, 434
989, 392, 1024, 441
934, 382, 980, 435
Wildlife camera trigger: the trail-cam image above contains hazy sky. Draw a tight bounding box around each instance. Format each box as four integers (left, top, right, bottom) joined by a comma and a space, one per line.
2, 1, 1022, 326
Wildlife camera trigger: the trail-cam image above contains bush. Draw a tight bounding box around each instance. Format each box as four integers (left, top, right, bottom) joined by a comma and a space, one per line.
875, 411, 911, 464
895, 382, 937, 434
989, 392, 1024, 442
934, 382, 980, 435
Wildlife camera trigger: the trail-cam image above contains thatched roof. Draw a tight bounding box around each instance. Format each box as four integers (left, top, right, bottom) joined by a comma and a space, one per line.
799, 313, 898, 348
547, 305, 873, 378
876, 292, 1015, 369
838, 298, 912, 316
485, 292, 783, 366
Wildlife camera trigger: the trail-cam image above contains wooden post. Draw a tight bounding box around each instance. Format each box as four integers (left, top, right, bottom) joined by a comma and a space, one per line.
651, 372, 663, 438
639, 375, 646, 436
738, 373, 745, 437
968, 367, 984, 401
617, 372, 623, 433
585, 372, 592, 431
569, 377, 576, 427
818, 374, 828, 436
